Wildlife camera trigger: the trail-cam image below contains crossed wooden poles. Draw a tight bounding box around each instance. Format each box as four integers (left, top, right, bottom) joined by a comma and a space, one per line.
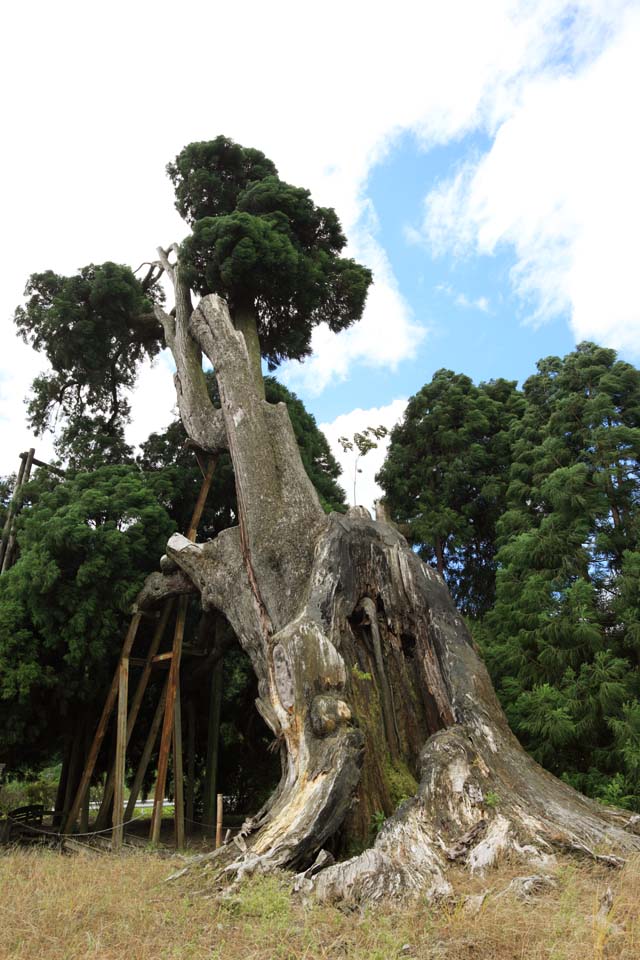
63, 456, 217, 849
0, 449, 65, 573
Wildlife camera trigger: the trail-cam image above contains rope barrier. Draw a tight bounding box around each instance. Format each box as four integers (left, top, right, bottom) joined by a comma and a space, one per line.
5, 813, 145, 839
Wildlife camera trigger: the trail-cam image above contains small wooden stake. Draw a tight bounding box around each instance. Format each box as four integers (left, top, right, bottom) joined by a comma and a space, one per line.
112, 656, 129, 851
215, 793, 223, 849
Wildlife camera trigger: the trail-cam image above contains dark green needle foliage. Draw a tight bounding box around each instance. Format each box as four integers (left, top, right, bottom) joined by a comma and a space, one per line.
481, 343, 640, 807
170, 136, 372, 369
14, 262, 163, 465
377, 370, 522, 617
0, 465, 174, 766
378, 346, 640, 808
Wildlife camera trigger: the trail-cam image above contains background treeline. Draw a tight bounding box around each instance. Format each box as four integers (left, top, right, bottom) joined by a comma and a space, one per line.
378, 341, 640, 809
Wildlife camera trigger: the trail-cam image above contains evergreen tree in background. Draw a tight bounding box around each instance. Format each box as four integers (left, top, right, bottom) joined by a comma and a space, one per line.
378, 345, 640, 808
14, 262, 163, 466
481, 342, 640, 807
0, 465, 174, 767
377, 370, 522, 617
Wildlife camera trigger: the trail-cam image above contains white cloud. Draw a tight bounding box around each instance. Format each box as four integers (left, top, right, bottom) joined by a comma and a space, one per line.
1, 0, 636, 468
453, 292, 491, 313
321, 399, 408, 512
422, 5, 640, 353
124, 352, 177, 451
281, 203, 425, 394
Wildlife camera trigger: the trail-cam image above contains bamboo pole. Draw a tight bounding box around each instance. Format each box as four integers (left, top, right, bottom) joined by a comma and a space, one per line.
112, 657, 129, 850
64, 612, 142, 832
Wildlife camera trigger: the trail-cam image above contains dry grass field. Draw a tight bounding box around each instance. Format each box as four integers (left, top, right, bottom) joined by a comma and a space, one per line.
1, 846, 639, 960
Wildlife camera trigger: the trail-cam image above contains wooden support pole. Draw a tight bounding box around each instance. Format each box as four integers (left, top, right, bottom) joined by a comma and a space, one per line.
64, 612, 142, 833
149, 458, 216, 844
150, 598, 187, 843
61, 724, 84, 827
0, 449, 33, 572
112, 657, 129, 851
95, 601, 174, 829
187, 456, 217, 540
79, 724, 92, 833
173, 683, 185, 850
123, 678, 168, 822
215, 794, 223, 849
185, 700, 196, 830
53, 734, 73, 828
203, 650, 224, 833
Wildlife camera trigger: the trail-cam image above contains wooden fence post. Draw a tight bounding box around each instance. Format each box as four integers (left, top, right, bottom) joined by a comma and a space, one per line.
216, 794, 223, 849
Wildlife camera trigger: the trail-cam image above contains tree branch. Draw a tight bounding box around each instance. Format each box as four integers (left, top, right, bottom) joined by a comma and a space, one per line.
154, 252, 228, 455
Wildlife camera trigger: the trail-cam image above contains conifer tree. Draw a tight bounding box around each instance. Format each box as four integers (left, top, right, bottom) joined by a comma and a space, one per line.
482, 343, 640, 807
377, 370, 522, 617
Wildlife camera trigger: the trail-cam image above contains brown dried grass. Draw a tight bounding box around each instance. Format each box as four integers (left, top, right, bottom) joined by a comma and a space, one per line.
0, 847, 638, 960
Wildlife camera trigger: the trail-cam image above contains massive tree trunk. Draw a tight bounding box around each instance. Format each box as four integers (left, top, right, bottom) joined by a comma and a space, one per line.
140, 255, 640, 903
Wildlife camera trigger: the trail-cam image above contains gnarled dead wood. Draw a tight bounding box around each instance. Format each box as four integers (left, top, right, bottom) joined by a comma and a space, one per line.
143, 256, 640, 904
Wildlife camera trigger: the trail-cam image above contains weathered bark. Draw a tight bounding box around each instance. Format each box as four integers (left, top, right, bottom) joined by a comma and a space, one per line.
139, 278, 640, 902
232, 297, 265, 400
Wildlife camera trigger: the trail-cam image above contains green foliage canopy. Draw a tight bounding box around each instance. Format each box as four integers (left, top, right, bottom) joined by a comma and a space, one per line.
0, 465, 174, 766
171, 136, 373, 368
14, 262, 162, 464
377, 370, 522, 617
478, 343, 640, 806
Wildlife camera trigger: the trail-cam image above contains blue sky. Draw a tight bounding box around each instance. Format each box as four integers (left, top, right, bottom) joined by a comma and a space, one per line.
1, 1, 639, 510
304, 130, 577, 425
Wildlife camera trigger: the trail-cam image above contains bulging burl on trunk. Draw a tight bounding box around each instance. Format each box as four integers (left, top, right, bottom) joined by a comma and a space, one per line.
139, 271, 640, 904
